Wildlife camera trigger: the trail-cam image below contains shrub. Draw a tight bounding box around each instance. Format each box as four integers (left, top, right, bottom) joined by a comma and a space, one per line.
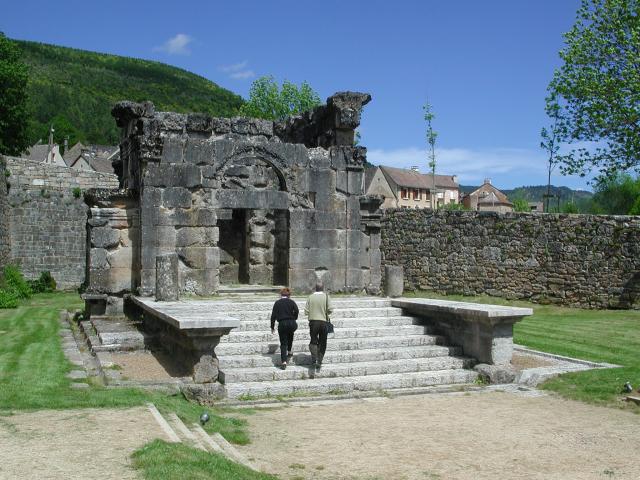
72, 187, 82, 198
0, 288, 19, 308
28, 271, 56, 293
3, 265, 32, 299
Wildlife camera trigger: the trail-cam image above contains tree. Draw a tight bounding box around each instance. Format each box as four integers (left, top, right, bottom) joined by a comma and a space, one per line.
540, 102, 565, 212
423, 100, 438, 209
590, 173, 640, 213
239, 76, 321, 120
512, 198, 531, 213
0, 32, 30, 156
546, 0, 640, 181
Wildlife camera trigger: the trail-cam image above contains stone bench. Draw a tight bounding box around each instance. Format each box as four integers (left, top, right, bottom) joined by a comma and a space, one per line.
391, 298, 533, 365
129, 296, 240, 384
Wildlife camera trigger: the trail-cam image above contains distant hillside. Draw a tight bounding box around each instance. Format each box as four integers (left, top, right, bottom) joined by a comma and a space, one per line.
14, 39, 244, 146
460, 184, 593, 203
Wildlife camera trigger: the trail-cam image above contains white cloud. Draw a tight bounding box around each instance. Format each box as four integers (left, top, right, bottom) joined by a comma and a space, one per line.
153, 34, 193, 55
219, 60, 255, 80
367, 146, 548, 186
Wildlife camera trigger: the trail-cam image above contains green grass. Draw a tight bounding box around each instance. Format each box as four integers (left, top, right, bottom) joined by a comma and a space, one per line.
407, 291, 640, 410
132, 440, 278, 480
0, 292, 253, 443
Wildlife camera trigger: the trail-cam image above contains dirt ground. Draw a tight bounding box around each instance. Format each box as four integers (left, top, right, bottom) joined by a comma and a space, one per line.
237, 390, 640, 480
0, 406, 168, 480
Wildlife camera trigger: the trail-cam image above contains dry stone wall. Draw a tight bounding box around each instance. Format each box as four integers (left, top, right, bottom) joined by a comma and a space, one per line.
0, 156, 9, 268
381, 209, 640, 309
3, 156, 119, 289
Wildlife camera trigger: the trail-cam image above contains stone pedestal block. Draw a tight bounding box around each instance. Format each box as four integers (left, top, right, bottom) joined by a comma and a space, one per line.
156, 253, 179, 301
385, 265, 404, 297
391, 298, 532, 366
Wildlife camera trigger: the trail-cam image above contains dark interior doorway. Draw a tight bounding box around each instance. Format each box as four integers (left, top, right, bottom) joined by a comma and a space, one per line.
218, 208, 289, 286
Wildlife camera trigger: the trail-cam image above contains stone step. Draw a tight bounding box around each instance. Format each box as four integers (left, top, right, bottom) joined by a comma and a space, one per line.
215, 306, 404, 321
218, 345, 462, 369
235, 315, 423, 331
221, 324, 430, 343
215, 333, 444, 356
219, 345, 464, 369
225, 369, 479, 399
220, 356, 473, 383
81, 319, 146, 352
204, 298, 393, 312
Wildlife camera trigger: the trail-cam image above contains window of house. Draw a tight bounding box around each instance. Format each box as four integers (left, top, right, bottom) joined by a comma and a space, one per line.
401, 188, 409, 200
413, 189, 421, 200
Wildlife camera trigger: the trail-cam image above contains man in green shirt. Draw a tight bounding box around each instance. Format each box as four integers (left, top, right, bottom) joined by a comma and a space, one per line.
304, 282, 332, 370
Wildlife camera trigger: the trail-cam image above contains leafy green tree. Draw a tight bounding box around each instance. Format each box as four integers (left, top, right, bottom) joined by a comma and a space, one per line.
546, 0, 640, 181
512, 198, 530, 212
239, 76, 321, 120
423, 100, 438, 209
0, 33, 30, 155
591, 173, 640, 213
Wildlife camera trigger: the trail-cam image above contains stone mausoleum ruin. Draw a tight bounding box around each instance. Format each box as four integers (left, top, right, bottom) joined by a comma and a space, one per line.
84, 92, 382, 311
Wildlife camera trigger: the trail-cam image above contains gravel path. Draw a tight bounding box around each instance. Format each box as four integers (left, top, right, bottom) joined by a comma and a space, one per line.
0, 406, 168, 480
237, 390, 640, 480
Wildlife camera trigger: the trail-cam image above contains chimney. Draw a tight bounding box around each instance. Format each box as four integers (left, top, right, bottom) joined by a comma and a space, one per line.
452, 175, 458, 184
484, 178, 491, 185
410, 166, 420, 172
64, 137, 68, 154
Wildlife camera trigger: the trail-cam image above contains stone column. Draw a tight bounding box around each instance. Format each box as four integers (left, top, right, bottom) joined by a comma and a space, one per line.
385, 265, 404, 297
156, 253, 179, 301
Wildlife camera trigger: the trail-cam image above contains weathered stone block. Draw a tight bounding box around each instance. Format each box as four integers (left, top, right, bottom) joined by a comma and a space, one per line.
144, 164, 201, 188
162, 187, 192, 209
107, 247, 133, 269
474, 363, 516, 384
91, 227, 120, 249
156, 253, 179, 301
160, 137, 185, 164
385, 265, 404, 297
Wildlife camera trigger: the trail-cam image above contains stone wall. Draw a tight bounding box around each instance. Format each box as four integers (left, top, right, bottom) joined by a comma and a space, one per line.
0, 156, 9, 268
381, 209, 640, 309
3, 156, 119, 289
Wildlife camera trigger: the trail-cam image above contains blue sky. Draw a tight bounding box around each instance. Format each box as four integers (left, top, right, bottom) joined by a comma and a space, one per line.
1, 0, 591, 189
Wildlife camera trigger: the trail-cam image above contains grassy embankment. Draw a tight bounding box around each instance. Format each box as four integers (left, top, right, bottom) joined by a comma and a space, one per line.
406, 291, 640, 410
0, 292, 276, 479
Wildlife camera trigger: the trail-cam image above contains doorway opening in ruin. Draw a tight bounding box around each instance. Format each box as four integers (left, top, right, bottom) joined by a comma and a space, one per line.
218, 208, 289, 286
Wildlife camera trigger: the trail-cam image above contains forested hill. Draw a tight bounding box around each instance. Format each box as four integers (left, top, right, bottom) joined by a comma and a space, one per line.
460, 184, 593, 202
15, 39, 244, 146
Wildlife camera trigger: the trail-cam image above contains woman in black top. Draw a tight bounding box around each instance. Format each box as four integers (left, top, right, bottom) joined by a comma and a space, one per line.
270, 287, 299, 369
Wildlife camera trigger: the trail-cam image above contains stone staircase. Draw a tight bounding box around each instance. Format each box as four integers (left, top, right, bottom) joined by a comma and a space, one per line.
145, 403, 256, 470
215, 296, 479, 399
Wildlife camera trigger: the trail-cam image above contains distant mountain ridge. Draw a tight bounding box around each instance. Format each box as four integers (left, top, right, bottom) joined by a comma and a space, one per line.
459, 184, 593, 203
14, 39, 244, 146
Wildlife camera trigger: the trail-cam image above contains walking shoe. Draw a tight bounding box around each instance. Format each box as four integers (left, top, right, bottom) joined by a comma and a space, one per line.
315, 362, 322, 371
287, 352, 293, 360
281, 362, 287, 370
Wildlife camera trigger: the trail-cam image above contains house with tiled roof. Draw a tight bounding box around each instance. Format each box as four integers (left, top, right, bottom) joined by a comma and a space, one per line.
64, 143, 118, 174
21, 143, 66, 166
365, 165, 459, 209
462, 179, 513, 213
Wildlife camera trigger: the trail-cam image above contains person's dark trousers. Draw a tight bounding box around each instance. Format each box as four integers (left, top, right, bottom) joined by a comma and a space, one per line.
308, 320, 328, 365
277, 319, 298, 363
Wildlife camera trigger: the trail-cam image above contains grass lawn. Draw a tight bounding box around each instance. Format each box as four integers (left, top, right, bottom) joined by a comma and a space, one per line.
406, 291, 640, 411
0, 292, 273, 479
